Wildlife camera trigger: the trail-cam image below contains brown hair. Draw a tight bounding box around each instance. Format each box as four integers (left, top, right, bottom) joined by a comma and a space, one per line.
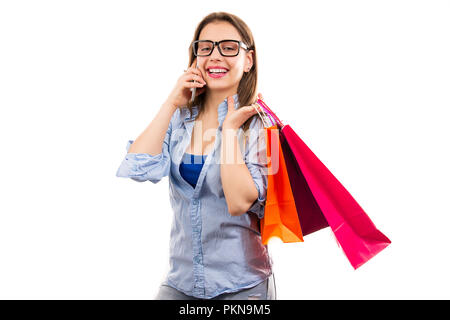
185, 12, 259, 132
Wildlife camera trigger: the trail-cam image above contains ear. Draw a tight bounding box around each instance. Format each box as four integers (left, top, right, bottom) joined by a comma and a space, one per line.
245, 49, 254, 71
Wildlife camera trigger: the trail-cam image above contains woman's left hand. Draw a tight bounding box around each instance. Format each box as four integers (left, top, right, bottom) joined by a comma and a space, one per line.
222, 93, 264, 130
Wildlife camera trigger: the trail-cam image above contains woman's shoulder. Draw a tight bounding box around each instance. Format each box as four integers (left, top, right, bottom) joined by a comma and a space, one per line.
172, 105, 199, 124
169, 106, 187, 128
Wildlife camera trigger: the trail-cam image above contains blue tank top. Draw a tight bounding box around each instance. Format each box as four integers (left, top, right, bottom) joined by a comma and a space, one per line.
179, 153, 209, 188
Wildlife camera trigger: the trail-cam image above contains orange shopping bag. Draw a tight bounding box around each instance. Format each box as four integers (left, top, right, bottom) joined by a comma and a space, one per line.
260, 124, 304, 245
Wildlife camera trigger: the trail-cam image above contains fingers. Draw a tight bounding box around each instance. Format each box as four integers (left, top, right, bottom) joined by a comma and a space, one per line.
243, 103, 261, 115
184, 67, 206, 84
187, 58, 200, 75
183, 67, 206, 84
251, 102, 262, 112
187, 73, 206, 85
186, 79, 206, 88
185, 67, 203, 78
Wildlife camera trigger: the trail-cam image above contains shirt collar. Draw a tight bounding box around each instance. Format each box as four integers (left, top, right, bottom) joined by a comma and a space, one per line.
183, 93, 240, 129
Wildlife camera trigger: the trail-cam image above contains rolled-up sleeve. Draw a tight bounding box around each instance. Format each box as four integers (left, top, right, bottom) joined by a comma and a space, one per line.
116, 112, 174, 184
244, 116, 268, 219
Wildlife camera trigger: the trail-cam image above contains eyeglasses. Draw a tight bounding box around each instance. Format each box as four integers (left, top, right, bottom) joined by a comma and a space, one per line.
192, 39, 250, 57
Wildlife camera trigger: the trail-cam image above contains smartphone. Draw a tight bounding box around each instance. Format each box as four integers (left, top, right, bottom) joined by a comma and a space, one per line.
190, 60, 199, 102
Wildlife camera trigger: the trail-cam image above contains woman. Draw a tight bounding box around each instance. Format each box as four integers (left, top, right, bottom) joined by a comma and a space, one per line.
116, 12, 276, 300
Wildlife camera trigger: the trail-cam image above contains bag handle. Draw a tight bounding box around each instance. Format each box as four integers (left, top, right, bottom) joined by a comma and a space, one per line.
252, 102, 272, 128
251, 99, 282, 128
259, 105, 277, 127
256, 99, 284, 127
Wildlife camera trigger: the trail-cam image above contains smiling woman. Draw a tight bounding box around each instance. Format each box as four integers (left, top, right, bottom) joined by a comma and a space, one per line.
116, 11, 275, 300
185, 13, 259, 132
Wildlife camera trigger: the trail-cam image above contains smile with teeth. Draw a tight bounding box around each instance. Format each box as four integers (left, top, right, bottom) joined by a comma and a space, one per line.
208, 68, 228, 73
207, 68, 228, 78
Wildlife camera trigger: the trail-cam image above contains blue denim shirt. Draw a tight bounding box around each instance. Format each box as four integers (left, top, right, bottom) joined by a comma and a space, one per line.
116, 93, 273, 299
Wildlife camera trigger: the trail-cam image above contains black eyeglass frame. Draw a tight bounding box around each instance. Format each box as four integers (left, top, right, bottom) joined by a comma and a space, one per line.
192, 39, 250, 57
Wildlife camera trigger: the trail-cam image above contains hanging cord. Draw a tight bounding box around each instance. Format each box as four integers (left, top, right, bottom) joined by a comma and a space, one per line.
256, 99, 284, 128
252, 102, 271, 128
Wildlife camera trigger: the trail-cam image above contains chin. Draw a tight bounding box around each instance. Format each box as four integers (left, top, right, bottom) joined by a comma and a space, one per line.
206, 85, 231, 91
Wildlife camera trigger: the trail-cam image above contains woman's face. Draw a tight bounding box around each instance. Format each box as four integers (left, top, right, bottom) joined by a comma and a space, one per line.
196, 21, 253, 94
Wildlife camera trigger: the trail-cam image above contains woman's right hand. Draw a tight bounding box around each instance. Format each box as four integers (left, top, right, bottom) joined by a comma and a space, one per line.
166, 58, 207, 109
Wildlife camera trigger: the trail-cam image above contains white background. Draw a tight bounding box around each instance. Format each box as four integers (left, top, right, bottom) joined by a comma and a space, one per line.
1, 0, 449, 299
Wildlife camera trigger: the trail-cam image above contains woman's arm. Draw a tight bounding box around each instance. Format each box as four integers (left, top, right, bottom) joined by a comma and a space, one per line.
116, 99, 178, 184
220, 126, 259, 216
127, 99, 177, 155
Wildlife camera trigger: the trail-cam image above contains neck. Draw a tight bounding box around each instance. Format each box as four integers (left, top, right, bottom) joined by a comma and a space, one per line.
202, 88, 237, 117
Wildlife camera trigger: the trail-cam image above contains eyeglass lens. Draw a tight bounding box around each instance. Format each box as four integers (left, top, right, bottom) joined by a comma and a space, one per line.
194, 41, 240, 56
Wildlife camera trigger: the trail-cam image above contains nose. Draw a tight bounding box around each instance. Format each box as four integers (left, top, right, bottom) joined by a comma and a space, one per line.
209, 44, 222, 59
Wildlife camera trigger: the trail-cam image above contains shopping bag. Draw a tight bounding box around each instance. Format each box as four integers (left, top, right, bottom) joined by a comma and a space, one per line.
259, 122, 304, 245
256, 99, 391, 269
280, 132, 330, 236
256, 101, 329, 236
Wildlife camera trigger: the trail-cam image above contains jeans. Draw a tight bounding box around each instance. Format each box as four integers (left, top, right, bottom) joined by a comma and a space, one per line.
155, 273, 277, 300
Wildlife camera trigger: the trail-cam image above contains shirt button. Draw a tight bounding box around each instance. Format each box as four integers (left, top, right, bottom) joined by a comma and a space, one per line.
193, 200, 198, 205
